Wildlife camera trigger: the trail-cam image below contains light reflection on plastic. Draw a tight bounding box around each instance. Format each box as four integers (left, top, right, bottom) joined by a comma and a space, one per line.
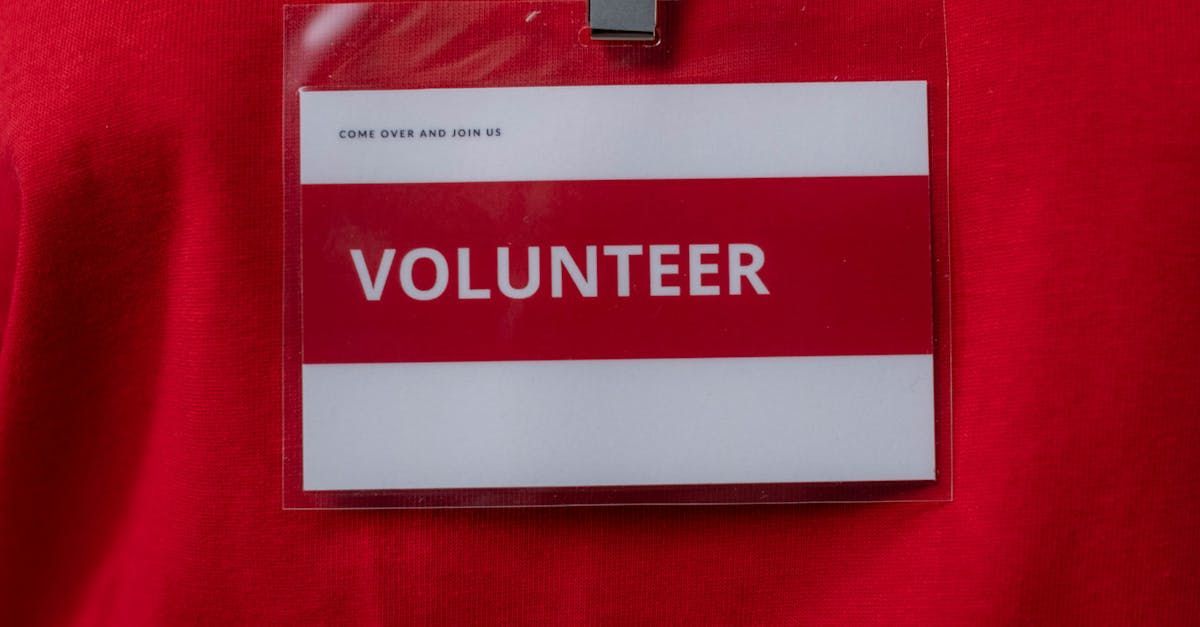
302, 3, 370, 51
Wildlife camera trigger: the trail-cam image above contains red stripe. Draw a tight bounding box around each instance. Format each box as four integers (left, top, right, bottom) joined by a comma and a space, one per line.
302, 176, 932, 363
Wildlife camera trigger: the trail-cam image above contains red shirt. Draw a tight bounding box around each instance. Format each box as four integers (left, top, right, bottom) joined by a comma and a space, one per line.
1, 1, 1198, 624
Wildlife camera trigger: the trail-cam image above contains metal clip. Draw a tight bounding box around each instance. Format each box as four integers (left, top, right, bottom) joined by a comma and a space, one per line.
589, 0, 657, 41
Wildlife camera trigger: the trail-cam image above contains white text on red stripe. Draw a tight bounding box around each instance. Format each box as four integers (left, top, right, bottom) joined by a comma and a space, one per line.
349, 245, 769, 301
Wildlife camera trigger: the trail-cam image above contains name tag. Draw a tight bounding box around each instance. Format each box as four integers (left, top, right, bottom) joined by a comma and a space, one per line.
291, 82, 936, 500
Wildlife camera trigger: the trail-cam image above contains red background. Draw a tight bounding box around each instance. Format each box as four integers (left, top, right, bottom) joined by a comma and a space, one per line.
302, 178, 933, 363
2, 0, 1199, 625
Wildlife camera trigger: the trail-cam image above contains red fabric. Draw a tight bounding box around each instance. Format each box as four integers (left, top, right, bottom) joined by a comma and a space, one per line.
1, 0, 1198, 625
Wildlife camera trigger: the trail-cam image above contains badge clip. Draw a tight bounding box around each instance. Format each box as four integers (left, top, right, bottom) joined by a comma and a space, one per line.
589, 0, 657, 41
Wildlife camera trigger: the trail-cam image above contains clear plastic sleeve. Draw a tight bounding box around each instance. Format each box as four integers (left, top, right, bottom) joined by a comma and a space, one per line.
284, 1, 950, 508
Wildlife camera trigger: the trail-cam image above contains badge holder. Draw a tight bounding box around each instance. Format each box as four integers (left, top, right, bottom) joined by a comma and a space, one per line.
284, 1, 951, 508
